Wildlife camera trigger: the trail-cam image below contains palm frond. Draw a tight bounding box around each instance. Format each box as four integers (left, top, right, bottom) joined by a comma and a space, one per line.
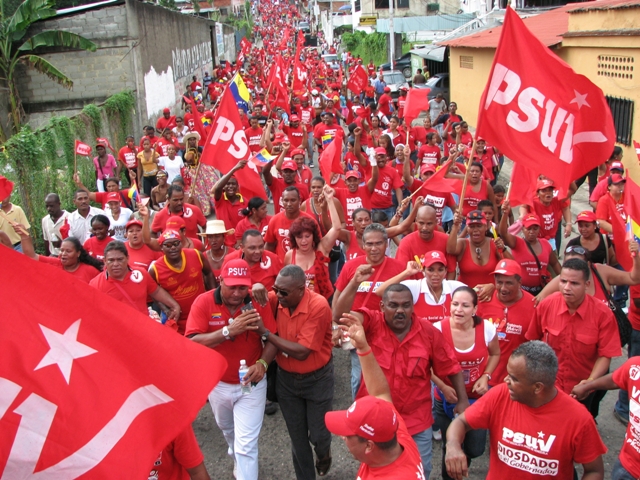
8, 0, 56, 35
21, 54, 73, 89
18, 31, 97, 52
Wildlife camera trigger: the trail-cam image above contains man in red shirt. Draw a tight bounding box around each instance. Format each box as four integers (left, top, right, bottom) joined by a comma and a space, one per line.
90, 241, 180, 318
325, 321, 425, 479
149, 426, 210, 480
189, 75, 201, 92
283, 115, 307, 152
403, 162, 456, 227
526, 258, 621, 412
156, 108, 176, 133
363, 84, 376, 107
445, 341, 607, 480
334, 170, 376, 231
186, 259, 277, 480
245, 116, 264, 153
395, 204, 457, 278
117, 136, 138, 185
378, 87, 393, 118
369, 147, 403, 220
151, 185, 206, 239
262, 160, 309, 213
477, 259, 535, 387
313, 112, 339, 156
213, 159, 248, 247
223, 229, 283, 290
337, 283, 468, 478
155, 129, 180, 156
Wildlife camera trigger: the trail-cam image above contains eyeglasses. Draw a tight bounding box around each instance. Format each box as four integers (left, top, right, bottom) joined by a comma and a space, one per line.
272, 285, 303, 297
565, 245, 586, 256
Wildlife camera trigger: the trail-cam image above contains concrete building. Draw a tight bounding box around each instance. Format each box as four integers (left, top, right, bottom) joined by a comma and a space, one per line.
16, 0, 236, 133
438, 0, 640, 170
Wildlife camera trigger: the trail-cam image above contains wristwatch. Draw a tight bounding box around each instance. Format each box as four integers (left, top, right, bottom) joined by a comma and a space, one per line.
222, 326, 232, 341
483, 372, 492, 381
261, 329, 271, 342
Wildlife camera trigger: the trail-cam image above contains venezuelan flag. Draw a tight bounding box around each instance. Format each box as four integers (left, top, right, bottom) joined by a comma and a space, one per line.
625, 175, 640, 242
253, 148, 274, 164
322, 134, 334, 146
128, 181, 140, 202
229, 73, 251, 113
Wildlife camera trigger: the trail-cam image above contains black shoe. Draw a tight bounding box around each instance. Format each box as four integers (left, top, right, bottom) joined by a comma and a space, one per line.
613, 408, 629, 426
316, 452, 332, 476
265, 401, 278, 415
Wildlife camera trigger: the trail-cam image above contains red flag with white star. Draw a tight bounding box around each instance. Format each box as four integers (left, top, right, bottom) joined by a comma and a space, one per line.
476, 7, 615, 192
0, 247, 226, 478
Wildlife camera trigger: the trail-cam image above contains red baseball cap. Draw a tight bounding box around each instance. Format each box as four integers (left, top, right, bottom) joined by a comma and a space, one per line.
466, 210, 487, 225
576, 210, 597, 223
273, 133, 289, 144
158, 230, 181, 245
125, 218, 143, 230
420, 164, 436, 175
422, 250, 447, 268
521, 214, 541, 228
163, 108, 170, 114
536, 179, 554, 191
608, 173, 626, 185
282, 160, 298, 171
383, 86, 391, 92
105, 192, 120, 204
492, 259, 522, 277
610, 161, 623, 172
220, 259, 252, 287
374, 147, 387, 156
290, 115, 300, 122
290, 148, 305, 157
165, 216, 186, 231
325, 396, 398, 443
345, 170, 360, 179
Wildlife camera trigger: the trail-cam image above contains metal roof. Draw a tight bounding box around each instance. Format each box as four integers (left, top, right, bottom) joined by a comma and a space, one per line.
410, 45, 447, 61
56, 0, 123, 16
376, 14, 477, 33
568, 0, 640, 11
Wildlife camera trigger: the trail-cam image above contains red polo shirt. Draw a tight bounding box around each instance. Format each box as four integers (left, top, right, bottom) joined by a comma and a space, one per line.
526, 291, 621, 393
613, 356, 640, 477
185, 288, 277, 384
89, 268, 157, 314
126, 242, 162, 270
151, 204, 206, 238
357, 308, 460, 434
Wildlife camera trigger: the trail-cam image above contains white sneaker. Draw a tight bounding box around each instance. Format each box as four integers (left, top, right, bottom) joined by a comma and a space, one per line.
233, 460, 237, 479
432, 429, 442, 441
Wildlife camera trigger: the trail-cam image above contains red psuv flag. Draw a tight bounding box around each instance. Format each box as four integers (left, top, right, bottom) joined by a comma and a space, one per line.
0, 247, 226, 478
293, 56, 308, 91
74, 140, 92, 156
200, 90, 267, 200
346, 65, 369, 95
403, 87, 431, 126
477, 7, 615, 191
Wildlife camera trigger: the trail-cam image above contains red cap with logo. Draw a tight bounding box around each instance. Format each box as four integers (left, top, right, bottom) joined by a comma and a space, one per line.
281, 160, 298, 171
158, 230, 181, 245
576, 210, 597, 223
536, 179, 554, 191
422, 250, 447, 268
220, 259, 252, 286
492, 259, 522, 277
610, 161, 623, 172
374, 147, 387, 156
466, 210, 487, 225
163, 108, 170, 114
290, 148, 305, 157
324, 396, 398, 442
105, 192, 120, 204
608, 173, 626, 185
125, 218, 143, 230
521, 214, 541, 228
345, 170, 360, 179
165, 216, 186, 231
420, 164, 436, 175
290, 115, 300, 122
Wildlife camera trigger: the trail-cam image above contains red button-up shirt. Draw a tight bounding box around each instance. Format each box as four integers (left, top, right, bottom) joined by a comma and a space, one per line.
526, 291, 621, 393
357, 308, 461, 435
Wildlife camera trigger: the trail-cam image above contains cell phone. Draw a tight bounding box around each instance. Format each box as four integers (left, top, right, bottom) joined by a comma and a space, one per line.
241, 301, 254, 312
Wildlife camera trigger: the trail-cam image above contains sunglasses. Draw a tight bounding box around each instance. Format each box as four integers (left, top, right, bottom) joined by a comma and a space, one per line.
272, 285, 303, 297
565, 245, 586, 256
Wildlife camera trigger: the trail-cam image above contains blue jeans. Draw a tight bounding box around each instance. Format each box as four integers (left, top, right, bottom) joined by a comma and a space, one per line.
613, 263, 629, 307
307, 135, 314, 165
612, 458, 637, 480
412, 427, 433, 480
13, 243, 23, 253
350, 349, 362, 400
615, 328, 640, 420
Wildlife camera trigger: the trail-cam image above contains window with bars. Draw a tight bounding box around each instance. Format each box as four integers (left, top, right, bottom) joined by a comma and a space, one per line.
460, 55, 473, 69
606, 96, 634, 146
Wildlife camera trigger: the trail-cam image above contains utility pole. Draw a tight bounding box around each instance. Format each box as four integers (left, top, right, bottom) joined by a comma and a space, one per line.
389, 0, 394, 70
329, 0, 334, 46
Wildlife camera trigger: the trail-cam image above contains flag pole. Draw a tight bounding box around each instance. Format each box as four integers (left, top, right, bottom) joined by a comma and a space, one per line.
456, 140, 477, 213
74, 150, 77, 175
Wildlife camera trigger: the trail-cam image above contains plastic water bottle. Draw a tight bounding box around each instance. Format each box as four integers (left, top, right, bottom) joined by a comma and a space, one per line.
239, 360, 251, 394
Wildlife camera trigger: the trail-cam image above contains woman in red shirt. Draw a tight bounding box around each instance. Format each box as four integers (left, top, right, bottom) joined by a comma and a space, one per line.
432, 286, 500, 480
83, 215, 114, 262
234, 197, 272, 247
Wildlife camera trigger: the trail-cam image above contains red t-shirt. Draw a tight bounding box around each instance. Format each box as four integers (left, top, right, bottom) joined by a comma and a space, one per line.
39, 255, 100, 283
245, 126, 264, 153
89, 268, 157, 315
531, 197, 565, 240
94, 191, 129, 209
156, 116, 177, 133
233, 215, 272, 243
156, 138, 180, 156
83, 236, 114, 261
214, 194, 247, 246
629, 285, 640, 331
363, 85, 375, 99
509, 237, 553, 289
185, 289, 277, 384
466, 384, 606, 479
151, 204, 206, 238
407, 180, 456, 226
148, 426, 203, 480
313, 123, 339, 152
118, 146, 138, 169
476, 290, 535, 387
299, 106, 315, 131
223, 249, 283, 290
378, 94, 392, 116
264, 211, 317, 261
418, 145, 441, 166
334, 187, 372, 231
126, 242, 162, 270
268, 178, 309, 213
370, 165, 402, 209
596, 192, 626, 226
612, 356, 640, 477
283, 125, 305, 148
355, 407, 425, 479
395, 231, 457, 274
335, 256, 405, 311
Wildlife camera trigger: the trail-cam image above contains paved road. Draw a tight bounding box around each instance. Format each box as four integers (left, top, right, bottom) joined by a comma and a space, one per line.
193, 158, 630, 479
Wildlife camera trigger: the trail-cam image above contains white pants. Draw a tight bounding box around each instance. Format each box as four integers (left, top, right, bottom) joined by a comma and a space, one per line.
209, 378, 267, 480
96, 178, 105, 192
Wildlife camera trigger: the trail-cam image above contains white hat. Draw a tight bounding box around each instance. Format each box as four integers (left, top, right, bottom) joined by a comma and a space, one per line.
311, 89, 319, 95
198, 219, 234, 236
183, 131, 201, 144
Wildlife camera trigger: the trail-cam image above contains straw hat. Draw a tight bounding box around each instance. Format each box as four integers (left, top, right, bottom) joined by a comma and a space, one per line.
183, 131, 201, 144
198, 219, 234, 236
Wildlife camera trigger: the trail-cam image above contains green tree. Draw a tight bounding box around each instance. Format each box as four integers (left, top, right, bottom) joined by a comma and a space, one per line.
0, 0, 97, 141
